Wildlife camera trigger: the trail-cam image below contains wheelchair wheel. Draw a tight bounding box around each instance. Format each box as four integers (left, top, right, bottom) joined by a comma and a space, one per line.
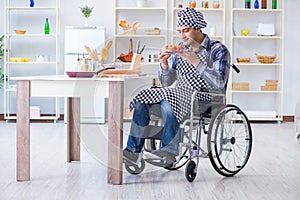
207, 104, 252, 177
124, 159, 145, 175
185, 160, 197, 182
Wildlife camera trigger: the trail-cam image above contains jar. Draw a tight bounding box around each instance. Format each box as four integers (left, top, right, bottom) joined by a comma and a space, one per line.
81, 58, 92, 72
213, 0, 220, 8
148, 54, 158, 63
178, 0, 183, 8
202, 1, 209, 8
189, 0, 196, 8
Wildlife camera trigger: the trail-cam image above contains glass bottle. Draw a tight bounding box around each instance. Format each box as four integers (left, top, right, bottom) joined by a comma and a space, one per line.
30, 0, 34, 7
245, 0, 251, 8
261, 0, 267, 9
254, 0, 259, 9
189, 0, 196, 8
272, 0, 277, 9
44, 18, 50, 35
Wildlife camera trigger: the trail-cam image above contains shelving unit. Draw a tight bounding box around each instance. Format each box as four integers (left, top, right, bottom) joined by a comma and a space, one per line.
114, 0, 168, 75
3, 0, 60, 120
229, 0, 284, 121
171, 0, 226, 45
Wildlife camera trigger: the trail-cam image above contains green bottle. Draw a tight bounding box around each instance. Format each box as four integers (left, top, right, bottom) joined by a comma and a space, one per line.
44, 18, 50, 34
245, 0, 251, 8
272, 0, 277, 9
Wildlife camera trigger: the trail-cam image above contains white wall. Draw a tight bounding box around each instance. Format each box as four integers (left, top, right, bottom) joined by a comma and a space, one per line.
0, 0, 299, 115
283, 1, 300, 115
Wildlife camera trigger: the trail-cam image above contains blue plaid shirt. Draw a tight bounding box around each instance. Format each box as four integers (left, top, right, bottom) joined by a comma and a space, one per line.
159, 34, 231, 91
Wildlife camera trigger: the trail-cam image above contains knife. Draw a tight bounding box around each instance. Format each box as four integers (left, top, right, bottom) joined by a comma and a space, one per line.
136, 40, 140, 53
139, 45, 146, 54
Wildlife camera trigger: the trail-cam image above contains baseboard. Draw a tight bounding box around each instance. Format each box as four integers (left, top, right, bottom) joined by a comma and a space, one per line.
0, 114, 64, 122
0, 114, 295, 122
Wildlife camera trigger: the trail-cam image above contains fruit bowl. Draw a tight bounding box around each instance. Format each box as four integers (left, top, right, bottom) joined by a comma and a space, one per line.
14, 29, 27, 34
255, 53, 276, 64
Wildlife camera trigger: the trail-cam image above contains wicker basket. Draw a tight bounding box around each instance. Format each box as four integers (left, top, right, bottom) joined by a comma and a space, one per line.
236, 57, 251, 63
255, 53, 276, 64
145, 29, 161, 35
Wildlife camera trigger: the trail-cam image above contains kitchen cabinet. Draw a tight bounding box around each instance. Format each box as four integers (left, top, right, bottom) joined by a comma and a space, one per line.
171, 0, 226, 44
3, 0, 61, 120
229, 0, 284, 121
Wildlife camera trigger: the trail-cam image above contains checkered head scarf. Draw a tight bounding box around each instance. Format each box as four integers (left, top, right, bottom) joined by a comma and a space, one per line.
177, 7, 207, 30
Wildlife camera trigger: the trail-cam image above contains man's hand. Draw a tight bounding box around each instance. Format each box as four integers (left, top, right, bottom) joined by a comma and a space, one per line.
158, 51, 171, 70
176, 50, 200, 67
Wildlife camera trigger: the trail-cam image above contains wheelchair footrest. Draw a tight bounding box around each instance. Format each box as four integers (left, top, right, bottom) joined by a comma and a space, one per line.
145, 158, 173, 168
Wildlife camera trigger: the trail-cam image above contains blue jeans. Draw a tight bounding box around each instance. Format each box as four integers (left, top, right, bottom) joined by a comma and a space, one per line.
126, 101, 180, 155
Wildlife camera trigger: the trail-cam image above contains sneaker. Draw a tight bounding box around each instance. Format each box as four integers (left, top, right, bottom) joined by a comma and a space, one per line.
123, 149, 139, 163
151, 149, 176, 164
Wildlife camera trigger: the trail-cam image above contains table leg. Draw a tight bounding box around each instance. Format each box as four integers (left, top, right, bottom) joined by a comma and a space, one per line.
16, 80, 30, 181
107, 81, 124, 185
67, 97, 80, 162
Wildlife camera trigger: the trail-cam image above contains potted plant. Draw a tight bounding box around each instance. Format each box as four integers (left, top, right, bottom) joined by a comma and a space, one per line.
80, 5, 93, 26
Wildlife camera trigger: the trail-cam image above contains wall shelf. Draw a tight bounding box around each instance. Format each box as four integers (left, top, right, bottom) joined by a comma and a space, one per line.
3, 0, 61, 120
229, 0, 284, 121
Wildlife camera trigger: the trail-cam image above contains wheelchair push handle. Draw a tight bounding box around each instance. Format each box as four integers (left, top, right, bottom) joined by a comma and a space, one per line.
232, 64, 240, 73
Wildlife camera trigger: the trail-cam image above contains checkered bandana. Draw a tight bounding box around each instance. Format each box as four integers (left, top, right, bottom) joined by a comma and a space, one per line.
177, 7, 207, 30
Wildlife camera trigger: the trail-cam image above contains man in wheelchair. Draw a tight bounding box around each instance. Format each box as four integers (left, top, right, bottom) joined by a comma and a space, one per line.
123, 7, 231, 167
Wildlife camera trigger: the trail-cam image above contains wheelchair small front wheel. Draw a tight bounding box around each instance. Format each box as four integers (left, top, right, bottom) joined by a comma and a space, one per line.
207, 104, 252, 177
185, 160, 197, 182
124, 159, 145, 175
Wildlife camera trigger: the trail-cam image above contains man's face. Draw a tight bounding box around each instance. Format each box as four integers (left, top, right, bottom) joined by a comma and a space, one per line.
177, 26, 201, 46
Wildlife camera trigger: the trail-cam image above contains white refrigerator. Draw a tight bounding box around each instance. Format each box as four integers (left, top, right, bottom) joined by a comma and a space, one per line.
64, 26, 108, 123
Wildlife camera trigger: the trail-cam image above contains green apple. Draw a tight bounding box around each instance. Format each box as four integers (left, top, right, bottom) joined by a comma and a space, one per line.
241, 28, 250, 36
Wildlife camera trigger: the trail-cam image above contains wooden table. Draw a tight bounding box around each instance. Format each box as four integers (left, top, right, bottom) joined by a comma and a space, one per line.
12, 75, 146, 185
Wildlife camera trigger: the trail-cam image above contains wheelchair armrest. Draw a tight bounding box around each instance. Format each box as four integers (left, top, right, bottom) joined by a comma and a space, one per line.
195, 89, 226, 97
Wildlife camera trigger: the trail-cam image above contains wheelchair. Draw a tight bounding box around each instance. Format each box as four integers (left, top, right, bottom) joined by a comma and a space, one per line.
123, 65, 253, 182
